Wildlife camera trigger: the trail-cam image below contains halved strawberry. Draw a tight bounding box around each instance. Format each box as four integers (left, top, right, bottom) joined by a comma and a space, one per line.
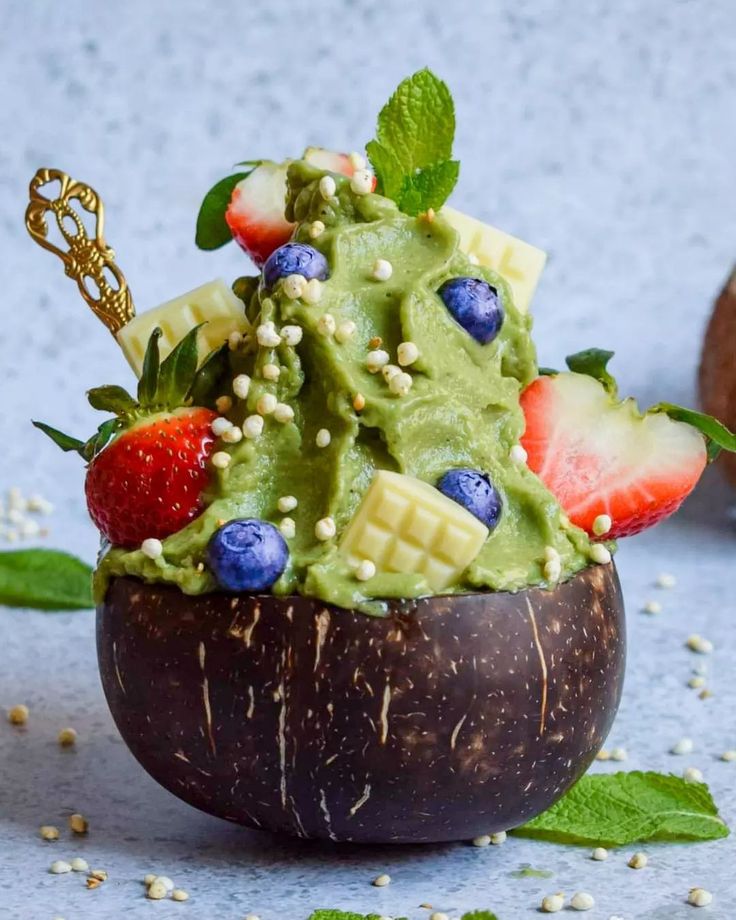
226, 161, 295, 266
303, 146, 356, 176
34, 326, 223, 547
520, 372, 707, 538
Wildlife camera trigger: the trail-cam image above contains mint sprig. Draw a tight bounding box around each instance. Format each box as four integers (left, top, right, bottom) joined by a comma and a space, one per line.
367, 69, 460, 215
513, 771, 729, 846
0, 550, 93, 610
195, 172, 251, 250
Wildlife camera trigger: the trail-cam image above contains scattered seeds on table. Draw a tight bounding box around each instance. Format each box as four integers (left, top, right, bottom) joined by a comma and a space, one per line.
372, 872, 391, 887
57, 727, 77, 747
570, 891, 595, 911
472, 834, 491, 847
143, 874, 156, 886
7, 704, 28, 725
541, 893, 564, 913
642, 600, 662, 614
490, 831, 507, 845
628, 852, 648, 869
683, 766, 704, 783
671, 737, 694, 755
69, 813, 88, 834
40, 825, 59, 841
86, 877, 103, 890
595, 749, 611, 761
70, 857, 89, 873
171, 889, 189, 901
591, 847, 609, 861
154, 876, 175, 892
89, 869, 107, 881
429, 913, 449, 920
656, 572, 677, 588
610, 747, 628, 762
687, 888, 713, 907
147, 879, 168, 900
688, 676, 706, 689
49, 860, 72, 874
698, 688, 713, 700
721, 750, 736, 762
686, 634, 714, 654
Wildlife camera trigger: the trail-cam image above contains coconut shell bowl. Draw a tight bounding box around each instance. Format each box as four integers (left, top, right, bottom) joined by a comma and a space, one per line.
97, 563, 625, 844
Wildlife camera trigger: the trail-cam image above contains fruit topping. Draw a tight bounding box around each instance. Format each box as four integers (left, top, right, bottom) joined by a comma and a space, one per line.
262, 241, 329, 289
437, 468, 502, 529
441, 206, 547, 314
520, 370, 708, 538
207, 519, 288, 592
116, 279, 249, 376
438, 277, 504, 345
340, 471, 488, 591
34, 327, 222, 547
225, 161, 295, 266
303, 146, 356, 176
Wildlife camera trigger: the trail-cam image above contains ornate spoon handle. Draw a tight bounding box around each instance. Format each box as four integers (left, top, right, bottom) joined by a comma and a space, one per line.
25, 168, 135, 335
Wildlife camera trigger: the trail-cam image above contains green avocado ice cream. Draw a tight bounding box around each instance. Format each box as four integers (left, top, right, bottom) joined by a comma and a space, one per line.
96, 159, 595, 614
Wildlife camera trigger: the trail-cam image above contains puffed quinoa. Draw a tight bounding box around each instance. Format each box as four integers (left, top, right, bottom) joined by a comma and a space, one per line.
687, 888, 713, 907
591, 847, 608, 860
388, 372, 412, 396
721, 750, 736, 762
232, 374, 251, 399
335, 320, 357, 343
510, 444, 528, 465
50, 860, 72, 874
282, 274, 307, 300
309, 220, 325, 238
353, 393, 366, 411
656, 572, 677, 588
262, 363, 280, 381
243, 415, 265, 439
350, 169, 373, 195
541, 894, 564, 913
396, 341, 419, 366
281, 325, 303, 346
302, 278, 323, 304
40, 825, 60, 841
211, 451, 231, 470
372, 873, 391, 887
256, 322, 281, 348
58, 727, 77, 747
155, 876, 174, 892
628, 851, 648, 869
472, 834, 491, 847
228, 330, 243, 351
683, 766, 704, 783
8, 704, 29, 725
279, 518, 296, 539
592, 513, 612, 536
643, 600, 662, 614
366, 349, 390, 373
316, 429, 331, 448
610, 746, 627, 761
315, 517, 336, 541
147, 879, 168, 900
671, 737, 694, 755
273, 403, 295, 424
382, 364, 402, 383
211, 416, 234, 437
590, 543, 612, 564
372, 258, 393, 281
349, 152, 366, 170
570, 891, 595, 911
278, 496, 298, 513
69, 813, 88, 834
172, 889, 189, 901
319, 175, 336, 199
221, 426, 243, 444
141, 538, 163, 559
490, 831, 507, 845
686, 634, 713, 654
355, 559, 376, 582
317, 313, 336, 336
215, 395, 233, 413
256, 394, 278, 415
70, 857, 89, 872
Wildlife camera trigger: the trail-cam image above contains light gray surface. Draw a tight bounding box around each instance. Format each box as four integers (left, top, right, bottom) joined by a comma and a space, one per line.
1, 0, 736, 917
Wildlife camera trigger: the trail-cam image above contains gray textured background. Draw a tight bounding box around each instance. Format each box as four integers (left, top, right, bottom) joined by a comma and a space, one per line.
1, 0, 735, 917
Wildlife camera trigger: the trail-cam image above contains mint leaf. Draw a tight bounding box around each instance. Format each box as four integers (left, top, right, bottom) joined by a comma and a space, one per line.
513, 771, 729, 846
0, 550, 93, 611
195, 172, 249, 250
565, 348, 617, 394
32, 421, 86, 456
654, 403, 736, 462
462, 912, 499, 920
398, 160, 460, 216
367, 69, 458, 213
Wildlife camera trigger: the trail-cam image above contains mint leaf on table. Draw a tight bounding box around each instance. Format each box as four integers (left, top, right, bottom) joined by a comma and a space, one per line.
195, 171, 250, 250
367, 68, 459, 214
0, 550, 93, 611
512, 771, 729, 846
307, 912, 408, 920
462, 912, 499, 920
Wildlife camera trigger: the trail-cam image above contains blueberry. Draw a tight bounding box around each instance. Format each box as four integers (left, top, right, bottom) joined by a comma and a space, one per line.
438, 277, 504, 345
437, 469, 502, 530
207, 519, 288, 592
262, 242, 329, 288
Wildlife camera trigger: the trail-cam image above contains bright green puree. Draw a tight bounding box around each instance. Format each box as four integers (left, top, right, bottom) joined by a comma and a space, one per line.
97, 161, 594, 614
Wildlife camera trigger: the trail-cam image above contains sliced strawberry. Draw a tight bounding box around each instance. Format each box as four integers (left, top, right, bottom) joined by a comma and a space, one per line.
226, 161, 295, 266
520, 372, 707, 538
303, 146, 356, 176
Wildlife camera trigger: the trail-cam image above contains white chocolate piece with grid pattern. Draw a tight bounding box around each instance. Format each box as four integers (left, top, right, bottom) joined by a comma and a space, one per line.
441, 206, 547, 313
116, 279, 249, 375
339, 471, 488, 591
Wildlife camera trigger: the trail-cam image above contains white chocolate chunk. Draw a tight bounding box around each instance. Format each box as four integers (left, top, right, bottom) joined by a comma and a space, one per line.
117, 279, 249, 375
441, 206, 547, 313
339, 471, 488, 591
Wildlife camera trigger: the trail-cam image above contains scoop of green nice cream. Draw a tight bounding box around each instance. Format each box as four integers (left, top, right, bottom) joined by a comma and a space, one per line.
96, 160, 595, 614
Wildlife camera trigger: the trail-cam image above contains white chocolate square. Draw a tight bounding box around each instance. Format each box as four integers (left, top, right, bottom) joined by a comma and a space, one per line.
441, 206, 547, 313
340, 470, 488, 590
116, 279, 250, 375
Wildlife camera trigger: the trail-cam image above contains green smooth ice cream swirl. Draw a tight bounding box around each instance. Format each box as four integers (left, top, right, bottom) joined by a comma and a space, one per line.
96, 160, 595, 614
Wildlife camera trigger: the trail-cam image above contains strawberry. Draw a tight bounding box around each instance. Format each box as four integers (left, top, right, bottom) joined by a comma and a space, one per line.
226, 161, 295, 267
225, 151, 372, 265
520, 370, 708, 538
34, 326, 223, 547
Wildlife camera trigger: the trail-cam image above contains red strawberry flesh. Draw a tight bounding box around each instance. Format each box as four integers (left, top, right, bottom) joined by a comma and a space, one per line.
520, 373, 707, 538
226, 162, 295, 266
85, 407, 217, 547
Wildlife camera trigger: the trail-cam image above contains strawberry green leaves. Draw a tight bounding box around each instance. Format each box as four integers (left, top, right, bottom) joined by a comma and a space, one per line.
195, 171, 250, 250
513, 771, 729, 846
565, 348, 617, 394
0, 550, 93, 610
367, 69, 460, 216
34, 326, 223, 461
